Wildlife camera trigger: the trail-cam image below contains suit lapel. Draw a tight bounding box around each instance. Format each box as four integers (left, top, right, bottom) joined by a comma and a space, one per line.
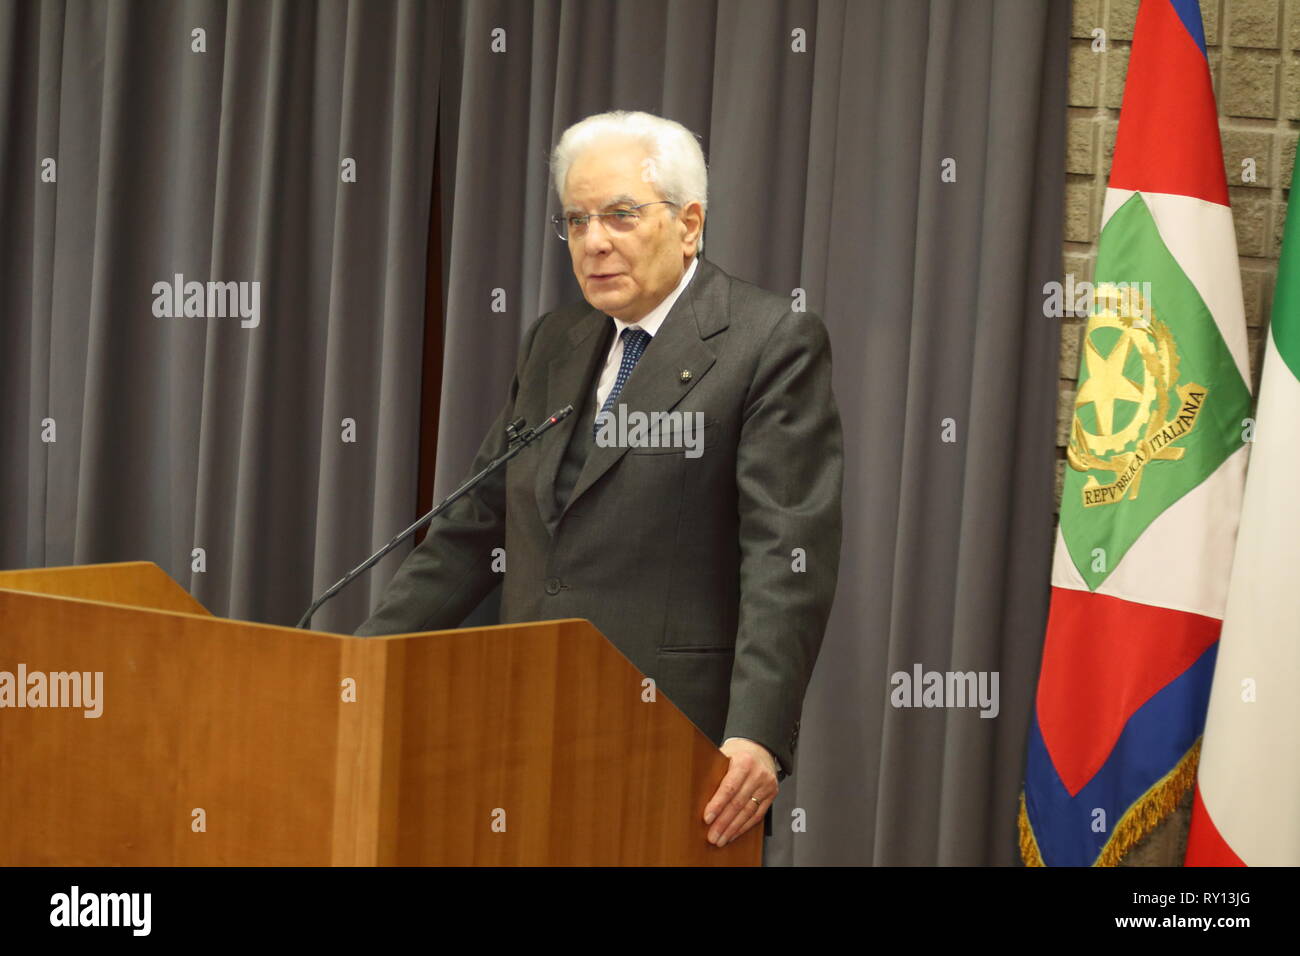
534, 310, 610, 534
559, 257, 725, 519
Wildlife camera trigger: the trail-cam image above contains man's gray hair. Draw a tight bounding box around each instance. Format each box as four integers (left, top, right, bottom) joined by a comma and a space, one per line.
550, 110, 708, 251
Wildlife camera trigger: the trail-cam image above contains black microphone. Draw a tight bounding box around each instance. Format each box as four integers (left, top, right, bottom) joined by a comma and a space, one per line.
295, 404, 575, 629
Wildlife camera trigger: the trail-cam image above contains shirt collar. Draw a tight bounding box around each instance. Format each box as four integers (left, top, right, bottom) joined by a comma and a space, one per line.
608, 256, 699, 340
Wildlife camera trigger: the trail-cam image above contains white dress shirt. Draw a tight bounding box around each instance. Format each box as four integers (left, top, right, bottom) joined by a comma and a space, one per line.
593, 255, 699, 418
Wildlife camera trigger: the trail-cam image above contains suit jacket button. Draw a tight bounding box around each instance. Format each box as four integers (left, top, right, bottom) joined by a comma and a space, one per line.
545, 577, 562, 595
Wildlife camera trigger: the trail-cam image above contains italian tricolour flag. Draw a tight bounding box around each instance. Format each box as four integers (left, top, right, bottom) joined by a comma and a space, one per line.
1020, 0, 1253, 866
1185, 169, 1300, 867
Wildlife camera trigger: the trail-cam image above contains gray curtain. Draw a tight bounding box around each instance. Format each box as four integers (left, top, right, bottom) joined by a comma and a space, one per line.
1, 0, 1066, 865
0, 0, 441, 634
434, 0, 1067, 865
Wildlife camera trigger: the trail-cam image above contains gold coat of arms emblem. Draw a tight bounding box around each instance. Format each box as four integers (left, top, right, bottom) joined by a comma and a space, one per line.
1068, 283, 1207, 507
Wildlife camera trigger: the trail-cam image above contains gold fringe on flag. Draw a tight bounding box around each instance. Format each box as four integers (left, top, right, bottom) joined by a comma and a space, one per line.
1018, 790, 1045, 866
1018, 737, 1201, 867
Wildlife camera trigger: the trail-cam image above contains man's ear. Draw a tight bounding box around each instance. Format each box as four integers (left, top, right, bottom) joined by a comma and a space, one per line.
680, 200, 704, 255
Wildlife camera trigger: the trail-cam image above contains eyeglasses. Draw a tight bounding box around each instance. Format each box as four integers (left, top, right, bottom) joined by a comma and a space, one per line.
551, 200, 677, 241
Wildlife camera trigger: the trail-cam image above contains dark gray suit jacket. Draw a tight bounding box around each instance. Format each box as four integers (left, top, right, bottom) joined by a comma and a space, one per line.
356, 255, 843, 775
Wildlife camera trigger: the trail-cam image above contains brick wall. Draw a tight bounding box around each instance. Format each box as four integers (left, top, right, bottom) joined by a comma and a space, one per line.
1054, 0, 1292, 865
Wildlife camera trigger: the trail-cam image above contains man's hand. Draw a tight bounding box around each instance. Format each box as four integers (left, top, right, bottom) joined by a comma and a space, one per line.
703, 737, 778, 847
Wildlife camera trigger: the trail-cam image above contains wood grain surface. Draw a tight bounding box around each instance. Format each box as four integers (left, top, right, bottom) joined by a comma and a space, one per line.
0, 563, 759, 866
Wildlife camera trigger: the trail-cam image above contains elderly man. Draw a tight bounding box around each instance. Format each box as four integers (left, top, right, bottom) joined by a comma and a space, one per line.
357, 110, 843, 850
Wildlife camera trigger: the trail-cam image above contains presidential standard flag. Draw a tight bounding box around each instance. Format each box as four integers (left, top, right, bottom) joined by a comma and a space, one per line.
1020, 0, 1252, 866
1185, 170, 1300, 868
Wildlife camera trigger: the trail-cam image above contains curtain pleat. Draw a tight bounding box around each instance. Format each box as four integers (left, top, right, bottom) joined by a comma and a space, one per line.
0, 0, 441, 635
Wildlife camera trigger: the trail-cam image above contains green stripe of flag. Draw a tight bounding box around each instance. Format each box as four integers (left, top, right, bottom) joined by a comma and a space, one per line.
1270, 172, 1300, 379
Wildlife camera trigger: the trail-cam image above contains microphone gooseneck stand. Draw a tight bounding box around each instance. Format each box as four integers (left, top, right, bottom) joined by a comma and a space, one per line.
295, 405, 574, 630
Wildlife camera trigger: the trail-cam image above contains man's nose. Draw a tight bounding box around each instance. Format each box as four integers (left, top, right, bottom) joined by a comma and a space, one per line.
580, 216, 614, 251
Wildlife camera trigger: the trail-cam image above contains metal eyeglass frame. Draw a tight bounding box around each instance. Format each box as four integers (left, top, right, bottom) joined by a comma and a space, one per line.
551, 200, 678, 241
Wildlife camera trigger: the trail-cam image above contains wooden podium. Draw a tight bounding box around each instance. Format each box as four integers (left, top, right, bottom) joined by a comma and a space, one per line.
0, 562, 760, 866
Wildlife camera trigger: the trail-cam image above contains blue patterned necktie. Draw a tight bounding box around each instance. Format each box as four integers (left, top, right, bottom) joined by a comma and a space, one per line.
594, 327, 652, 438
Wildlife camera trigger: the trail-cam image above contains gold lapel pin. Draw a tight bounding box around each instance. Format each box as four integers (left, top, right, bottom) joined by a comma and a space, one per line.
680, 369, 692, 382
